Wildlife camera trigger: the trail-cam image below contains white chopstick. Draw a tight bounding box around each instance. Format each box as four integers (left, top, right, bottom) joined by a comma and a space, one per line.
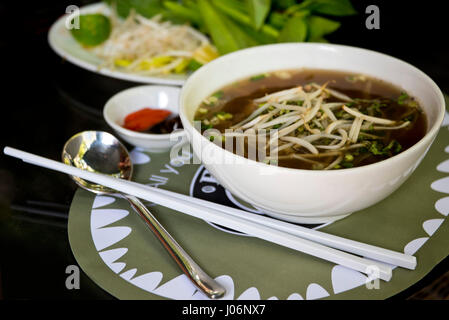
5, 146, 394, 281
147, 187, 416, 270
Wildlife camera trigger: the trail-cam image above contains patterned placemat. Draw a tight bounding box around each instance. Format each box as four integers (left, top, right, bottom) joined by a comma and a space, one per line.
68, 109, 449, 300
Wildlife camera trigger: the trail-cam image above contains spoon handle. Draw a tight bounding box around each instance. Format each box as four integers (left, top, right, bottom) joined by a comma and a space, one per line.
124, 194, 226, 299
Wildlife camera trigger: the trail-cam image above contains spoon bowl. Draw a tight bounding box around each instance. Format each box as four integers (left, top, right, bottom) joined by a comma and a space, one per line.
62, 131, 226, 299
62, 131, 132, 194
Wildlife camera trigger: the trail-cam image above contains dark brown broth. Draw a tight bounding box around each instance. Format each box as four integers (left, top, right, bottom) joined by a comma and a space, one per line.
195, 69, 427, 169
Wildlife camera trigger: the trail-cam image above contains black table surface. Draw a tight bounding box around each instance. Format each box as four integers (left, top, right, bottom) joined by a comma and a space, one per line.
1, 0, 448, 300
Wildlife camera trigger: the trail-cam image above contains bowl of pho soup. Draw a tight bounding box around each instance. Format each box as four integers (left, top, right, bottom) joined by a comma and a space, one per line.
179, 43, 446, 223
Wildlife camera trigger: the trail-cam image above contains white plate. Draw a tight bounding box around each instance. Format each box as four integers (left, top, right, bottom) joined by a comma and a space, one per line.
48, 2, 188, 86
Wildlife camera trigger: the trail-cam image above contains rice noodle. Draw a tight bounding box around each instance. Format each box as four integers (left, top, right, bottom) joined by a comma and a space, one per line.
280, 137, 319, 154
253, 109, 282, 128
322, 102, 346, 109
342, 106, 396, 125
348, 117, 363, 143
321, 105, 337, 121
270, 142, 294, 155
303, 133, 343, 143
231, 103, 272, 129
240, 114, 269, 130
312, 83, 353, 102
254, 87, 303, 104
292, 154, 324, 165
324, 155, 344, 170
271, 103, 307, 112
325, 120, 352, 134
315, 129, 348, 150
373, 121, 411, 130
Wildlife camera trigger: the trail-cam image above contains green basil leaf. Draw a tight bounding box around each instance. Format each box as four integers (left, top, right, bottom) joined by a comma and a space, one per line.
115, 0, 132, 18
212, 0, 279, 38
238, 22, 276, 44
198, 0, 241, 54
221, 0, 248, 13
269, 11, 288, 29
273, 0, 297, 10
307, 15, 340, 41
130, 0, 163, 18
278, 15, 308, 43
246, 0, 271, 29
220, 11, 261, 48
308, 0, 356, 16
163, 1, 202, 25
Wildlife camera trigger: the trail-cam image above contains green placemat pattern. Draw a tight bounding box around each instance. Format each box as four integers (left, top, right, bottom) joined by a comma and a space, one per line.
68, 114, 449, 300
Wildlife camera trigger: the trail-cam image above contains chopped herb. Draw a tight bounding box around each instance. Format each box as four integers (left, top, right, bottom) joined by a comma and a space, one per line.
198, 107, 208, 114
367, 102, 382, 116
408, 100, 419, 108
187, 59, 203, 72
202, 95, 219, 107
341, 162, 354, 168
383, 140, 402, 153
346, 102, 355, 108
367, 140, 402, 156
368, 141, 385, 156
403, 114, 415, 121
335, 109, 345, 118
212, 90, 224, 99
398, 92, 409, 105
250, 74, 267, 81
358, 147, 369, 154
210, 116, 220, 125
357, 135, 368, 141
215, 112, 233, 120
201, 122, 213, 130
345, 75, 356, 83
289, 100, 304, 106
344, 154, 354, 162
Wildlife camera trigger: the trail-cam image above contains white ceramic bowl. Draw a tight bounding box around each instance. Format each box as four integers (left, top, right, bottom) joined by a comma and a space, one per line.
104, 85, 185, 152
179, 43, 446, 224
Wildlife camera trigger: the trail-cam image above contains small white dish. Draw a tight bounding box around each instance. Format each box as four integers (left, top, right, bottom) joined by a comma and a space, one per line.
103, 85, 185, 152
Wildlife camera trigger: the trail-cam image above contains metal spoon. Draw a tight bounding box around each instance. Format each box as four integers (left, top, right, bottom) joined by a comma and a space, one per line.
62, 131, 226, 299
